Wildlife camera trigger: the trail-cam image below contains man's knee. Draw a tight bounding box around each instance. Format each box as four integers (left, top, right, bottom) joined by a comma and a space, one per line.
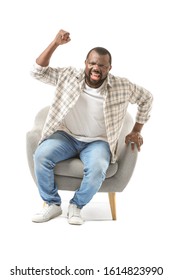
84, 159, 109, 180
34, 145, 54, 169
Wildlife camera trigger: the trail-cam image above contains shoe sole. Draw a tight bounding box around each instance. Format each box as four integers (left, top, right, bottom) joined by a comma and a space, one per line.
68, 216, 84, 225
68, 220, 83, 225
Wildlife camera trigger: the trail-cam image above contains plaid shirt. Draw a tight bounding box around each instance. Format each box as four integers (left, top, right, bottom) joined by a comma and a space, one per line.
31, 64, 153, 163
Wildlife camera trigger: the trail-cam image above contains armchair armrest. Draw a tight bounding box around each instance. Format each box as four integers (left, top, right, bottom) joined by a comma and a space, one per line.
26, 130, 41, 183
26, 106, 49, 182
109, 143, 138, 192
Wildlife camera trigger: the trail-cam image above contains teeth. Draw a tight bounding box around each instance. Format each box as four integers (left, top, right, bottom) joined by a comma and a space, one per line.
92, 72, 100, 76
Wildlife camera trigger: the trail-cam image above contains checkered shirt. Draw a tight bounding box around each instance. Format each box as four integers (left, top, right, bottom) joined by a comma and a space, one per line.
31, 64, 153, 163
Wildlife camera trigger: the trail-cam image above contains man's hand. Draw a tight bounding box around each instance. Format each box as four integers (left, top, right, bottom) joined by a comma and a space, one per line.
54, 29, 71, 46
125, 131, 143, 151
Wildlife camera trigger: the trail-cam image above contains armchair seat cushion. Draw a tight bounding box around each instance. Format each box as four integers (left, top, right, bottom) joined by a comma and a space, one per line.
54, 158, 118, 179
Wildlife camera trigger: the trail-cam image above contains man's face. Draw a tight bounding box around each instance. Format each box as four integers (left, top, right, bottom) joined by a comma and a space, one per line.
85, 50, 112, 88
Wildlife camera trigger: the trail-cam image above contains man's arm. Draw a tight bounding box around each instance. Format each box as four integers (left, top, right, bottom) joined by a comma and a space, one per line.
36, 29, 71, 67
125, 82, 153, 151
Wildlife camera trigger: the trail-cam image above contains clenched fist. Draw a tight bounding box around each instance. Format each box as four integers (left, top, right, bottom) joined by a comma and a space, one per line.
54, 29, 71, 46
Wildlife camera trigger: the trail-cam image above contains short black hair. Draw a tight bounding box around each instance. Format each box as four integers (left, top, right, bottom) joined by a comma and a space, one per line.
86, 47, 112, 65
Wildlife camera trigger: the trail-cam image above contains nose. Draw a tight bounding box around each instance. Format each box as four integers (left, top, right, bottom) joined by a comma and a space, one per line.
93, 64, 100, 71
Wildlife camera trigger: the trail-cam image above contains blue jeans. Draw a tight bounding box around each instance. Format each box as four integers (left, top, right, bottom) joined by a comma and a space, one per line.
34, 131, 111, 208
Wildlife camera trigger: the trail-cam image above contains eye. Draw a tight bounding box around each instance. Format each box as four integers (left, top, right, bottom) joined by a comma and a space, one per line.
98, 64, 109, 70
87, 61, 109, 69
89, 62, 96, 66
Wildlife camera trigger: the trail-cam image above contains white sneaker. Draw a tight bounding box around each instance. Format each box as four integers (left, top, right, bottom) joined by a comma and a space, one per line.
67, 204, 84, 225
32, 203, 62, 223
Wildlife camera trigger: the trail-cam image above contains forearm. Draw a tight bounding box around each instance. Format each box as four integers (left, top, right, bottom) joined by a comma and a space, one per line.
35, 29, 71, 67
129, 82, 153, 124
131, 122, 143, 133
36, 40, 59, 67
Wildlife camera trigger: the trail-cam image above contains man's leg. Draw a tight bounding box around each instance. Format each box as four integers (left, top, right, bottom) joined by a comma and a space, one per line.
68, 140, 111, 224
33, 131, 78, 222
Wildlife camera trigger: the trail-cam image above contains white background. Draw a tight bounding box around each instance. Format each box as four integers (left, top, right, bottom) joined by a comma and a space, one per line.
0, 0, 173, 279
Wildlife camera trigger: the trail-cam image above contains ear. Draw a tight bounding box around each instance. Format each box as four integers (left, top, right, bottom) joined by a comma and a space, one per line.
109, 65, 112, 71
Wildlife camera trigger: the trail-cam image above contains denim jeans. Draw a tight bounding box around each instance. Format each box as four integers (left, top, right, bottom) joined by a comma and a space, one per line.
34, 131, 111, 208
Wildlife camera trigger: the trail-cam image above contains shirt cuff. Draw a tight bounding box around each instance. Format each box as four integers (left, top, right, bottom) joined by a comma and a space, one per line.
34, 62, 49, 71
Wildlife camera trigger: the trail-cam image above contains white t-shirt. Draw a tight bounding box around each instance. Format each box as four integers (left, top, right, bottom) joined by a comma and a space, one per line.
61, 82, 107, 142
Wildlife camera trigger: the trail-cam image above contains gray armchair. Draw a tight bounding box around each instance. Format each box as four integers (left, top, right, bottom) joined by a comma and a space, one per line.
26, 106, 138, 220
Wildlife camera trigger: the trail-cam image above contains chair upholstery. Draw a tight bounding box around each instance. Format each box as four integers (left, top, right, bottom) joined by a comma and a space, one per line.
26, 106, 138, 220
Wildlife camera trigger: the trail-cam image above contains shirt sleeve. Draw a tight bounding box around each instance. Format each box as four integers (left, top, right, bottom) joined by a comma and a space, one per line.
30, 62, 60, 86
129, 82, 153, 124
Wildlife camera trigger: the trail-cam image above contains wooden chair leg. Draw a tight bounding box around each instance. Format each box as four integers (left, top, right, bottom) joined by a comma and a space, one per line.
108, 192, 116, 220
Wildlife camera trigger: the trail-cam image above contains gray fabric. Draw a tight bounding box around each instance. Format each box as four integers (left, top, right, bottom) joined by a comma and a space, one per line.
54, 158, 118, 179
26, 106, 138, 193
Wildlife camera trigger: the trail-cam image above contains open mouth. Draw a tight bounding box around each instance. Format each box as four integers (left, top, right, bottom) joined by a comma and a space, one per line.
90, 71, 101, 81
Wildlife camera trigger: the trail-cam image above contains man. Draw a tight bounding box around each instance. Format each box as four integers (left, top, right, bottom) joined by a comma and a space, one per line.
31, 29, 153, 225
